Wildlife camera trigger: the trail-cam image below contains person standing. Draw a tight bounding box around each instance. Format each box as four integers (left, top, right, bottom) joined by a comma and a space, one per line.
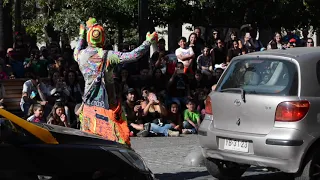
73, 17, 158, 146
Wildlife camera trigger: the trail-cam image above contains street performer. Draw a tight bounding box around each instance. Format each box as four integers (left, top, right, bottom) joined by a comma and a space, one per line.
73, 17, 158, 146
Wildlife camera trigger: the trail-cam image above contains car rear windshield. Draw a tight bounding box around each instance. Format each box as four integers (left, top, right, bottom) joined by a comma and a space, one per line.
217, 59, 298, 96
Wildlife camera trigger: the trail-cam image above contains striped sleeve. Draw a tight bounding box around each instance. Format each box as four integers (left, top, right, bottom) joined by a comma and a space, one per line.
109, 41, 151, 63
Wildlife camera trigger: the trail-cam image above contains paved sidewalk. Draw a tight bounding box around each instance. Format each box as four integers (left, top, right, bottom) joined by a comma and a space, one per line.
131, 135, 292, 180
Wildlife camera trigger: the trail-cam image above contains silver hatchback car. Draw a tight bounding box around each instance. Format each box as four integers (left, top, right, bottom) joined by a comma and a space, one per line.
199, 47, 320, 180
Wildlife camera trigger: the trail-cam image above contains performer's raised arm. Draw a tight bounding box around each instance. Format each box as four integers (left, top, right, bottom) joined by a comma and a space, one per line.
106, 32, 158, 65
73, 24, 86, 63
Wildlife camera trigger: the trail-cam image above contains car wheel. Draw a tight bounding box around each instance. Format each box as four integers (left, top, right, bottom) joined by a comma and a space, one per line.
205, 158, 249, 180
295, 149, 320, 180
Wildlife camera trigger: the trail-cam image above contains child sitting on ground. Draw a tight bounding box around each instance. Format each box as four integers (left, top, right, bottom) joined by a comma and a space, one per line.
27, 104, 46, 123
166, 102, 183, 133
47, 103, 70, 127
182, 99, 201, 134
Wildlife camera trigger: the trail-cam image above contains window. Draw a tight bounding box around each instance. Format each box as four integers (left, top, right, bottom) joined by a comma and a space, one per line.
217, 59, 298, 96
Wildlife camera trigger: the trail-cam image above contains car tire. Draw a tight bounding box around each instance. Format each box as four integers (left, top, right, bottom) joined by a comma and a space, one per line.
205, 158, 249, 180
295, 148, 320, 180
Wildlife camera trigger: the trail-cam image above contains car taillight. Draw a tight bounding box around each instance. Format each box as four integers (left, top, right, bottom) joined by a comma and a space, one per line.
275, 101, 310, 122
205, 96, 212, 115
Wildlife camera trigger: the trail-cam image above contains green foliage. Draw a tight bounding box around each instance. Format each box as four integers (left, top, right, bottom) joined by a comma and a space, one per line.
18, 0, 320, 43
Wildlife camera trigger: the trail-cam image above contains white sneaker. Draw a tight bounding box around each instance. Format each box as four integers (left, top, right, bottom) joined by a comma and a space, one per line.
168, 130, 180, 137
182, 129, 193, 134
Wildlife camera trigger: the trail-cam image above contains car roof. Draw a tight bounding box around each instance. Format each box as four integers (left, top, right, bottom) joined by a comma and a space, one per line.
238, 47, 320, 63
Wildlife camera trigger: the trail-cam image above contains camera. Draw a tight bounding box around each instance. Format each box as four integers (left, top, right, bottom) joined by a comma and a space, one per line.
53, 92, 66, 103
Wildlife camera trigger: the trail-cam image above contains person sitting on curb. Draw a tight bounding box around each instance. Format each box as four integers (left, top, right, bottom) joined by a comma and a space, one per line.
140, 91, 179, 137
122, 88, 150, 137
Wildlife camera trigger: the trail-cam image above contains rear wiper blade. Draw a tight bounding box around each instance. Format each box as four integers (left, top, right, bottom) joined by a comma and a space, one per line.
220, 88, 246, 103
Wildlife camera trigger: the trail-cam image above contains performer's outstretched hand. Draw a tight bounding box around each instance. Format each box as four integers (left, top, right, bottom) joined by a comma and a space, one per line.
146, 32, 158, 44
108, 54, 121, 66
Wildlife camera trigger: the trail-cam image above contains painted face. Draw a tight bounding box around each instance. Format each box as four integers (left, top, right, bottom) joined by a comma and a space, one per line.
87, 24, 105, 48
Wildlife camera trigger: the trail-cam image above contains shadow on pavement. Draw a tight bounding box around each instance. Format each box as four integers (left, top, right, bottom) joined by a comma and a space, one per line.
155, 171, 210, 180
241, 172, 293, 180
155, 170, 294, 180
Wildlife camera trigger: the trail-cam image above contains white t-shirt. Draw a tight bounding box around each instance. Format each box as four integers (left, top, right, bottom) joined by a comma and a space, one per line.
175, 47, 194, 67
20, 80, 49, 105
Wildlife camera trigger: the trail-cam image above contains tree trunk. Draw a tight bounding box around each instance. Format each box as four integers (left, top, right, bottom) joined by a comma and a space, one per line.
4, 0, 13, 51
117, 26, 123, 45
14, 0, 21, 32
138, 0, 148, 44
168, 21, 182, 53
45, 23, 60, 45
61, 32, 70, 50
0, 0, 5, 54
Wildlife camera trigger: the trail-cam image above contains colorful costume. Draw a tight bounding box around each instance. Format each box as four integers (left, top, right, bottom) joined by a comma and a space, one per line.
73, 18, 158, 146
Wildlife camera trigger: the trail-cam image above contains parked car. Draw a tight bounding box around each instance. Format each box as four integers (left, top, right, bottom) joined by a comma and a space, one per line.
199, 47, 320, 180
0, 109, 154, 180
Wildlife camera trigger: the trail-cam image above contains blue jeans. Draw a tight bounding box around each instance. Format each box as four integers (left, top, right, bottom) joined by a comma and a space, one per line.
183, 121, 197, 134
150, 123, 173, 137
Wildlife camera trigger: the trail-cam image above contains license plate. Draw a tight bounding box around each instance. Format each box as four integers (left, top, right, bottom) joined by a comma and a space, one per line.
224, 139, 249, 153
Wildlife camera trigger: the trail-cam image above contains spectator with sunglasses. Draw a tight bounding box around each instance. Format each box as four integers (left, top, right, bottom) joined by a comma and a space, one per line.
306, 38, 314, 47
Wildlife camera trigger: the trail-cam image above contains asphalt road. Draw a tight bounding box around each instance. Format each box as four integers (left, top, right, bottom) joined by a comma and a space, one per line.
131, 135, 293, 180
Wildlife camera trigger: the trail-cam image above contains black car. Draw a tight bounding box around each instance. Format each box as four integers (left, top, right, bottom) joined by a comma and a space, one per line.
0, 109, 154, 180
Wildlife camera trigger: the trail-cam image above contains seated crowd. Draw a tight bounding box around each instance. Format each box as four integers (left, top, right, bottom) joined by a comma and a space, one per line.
0, 28, 313, 138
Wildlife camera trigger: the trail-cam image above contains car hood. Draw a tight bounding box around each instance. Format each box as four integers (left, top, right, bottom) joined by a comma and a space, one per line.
33, 123, 130, 149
